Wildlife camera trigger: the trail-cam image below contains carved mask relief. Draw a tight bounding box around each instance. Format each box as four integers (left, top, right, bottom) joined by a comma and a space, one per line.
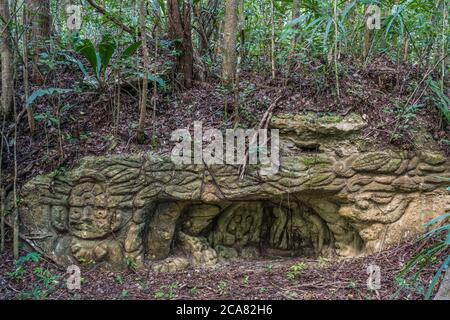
68, 182, 122, 239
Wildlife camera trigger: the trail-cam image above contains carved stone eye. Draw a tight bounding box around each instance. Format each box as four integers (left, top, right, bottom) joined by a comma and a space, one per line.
94, 209, 109, 219
51, 206, 68, 232
69, 207, 83, 220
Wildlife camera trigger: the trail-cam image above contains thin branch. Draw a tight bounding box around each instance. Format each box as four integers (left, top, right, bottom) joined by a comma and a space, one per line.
85, 0, 136, 35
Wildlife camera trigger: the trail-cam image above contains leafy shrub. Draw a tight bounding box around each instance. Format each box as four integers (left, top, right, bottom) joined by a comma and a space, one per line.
74, 35, 142, 89
397, 181, 450, 299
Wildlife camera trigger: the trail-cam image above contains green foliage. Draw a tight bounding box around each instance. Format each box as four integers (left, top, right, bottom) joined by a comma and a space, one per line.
287, 261, 307, 280
34, 111, 59, 127
124, 256, 138, 270
115, 275, 125, 285
32, 267, 59, 289
154, 282, 178, 300
7, 266, 25, 281
17, 252, 41, 264
47, 166, 66, 178
264, 264, 274, 273
426, 78, 450, 125
217, 280, 228, 295
27, 88, 73, 108
8, 253, 59, 300
396, 180, 450, 300
121, 290, 129, 298
318, 256, 330, 268
385, 99, 425, 142
8, 252, 41, 281
189, 286, 199, 296
74, 35, 142, 88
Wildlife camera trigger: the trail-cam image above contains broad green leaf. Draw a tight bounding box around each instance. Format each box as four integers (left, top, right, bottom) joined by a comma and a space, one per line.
27, 88, 73, 107
424, 212, 450, 227
62, 53, 89, 79
427, 78, 450, 124
421, 224, 450, 239
76, 39, 100, 79
137, 72, 166, 88
425, 255, 450, 300
118, 40, 142, 62
147, 74, 166, 88
99, 34, 117, 72
324, 17, 333, 46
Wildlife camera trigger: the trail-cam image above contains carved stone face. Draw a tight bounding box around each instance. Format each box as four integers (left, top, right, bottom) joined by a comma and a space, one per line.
68, 183, 122, 239
51, 205, 68, 232
212, 203, 263, 247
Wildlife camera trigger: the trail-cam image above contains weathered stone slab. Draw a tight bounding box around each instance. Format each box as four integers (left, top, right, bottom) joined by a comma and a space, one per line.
11, 113, 450, 270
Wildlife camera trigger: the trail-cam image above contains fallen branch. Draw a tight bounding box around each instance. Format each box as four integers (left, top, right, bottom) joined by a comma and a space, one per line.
86, 0, 136, 35
238, 94, 285, 179
4, 219, 63, 267
202, 159, 228, 200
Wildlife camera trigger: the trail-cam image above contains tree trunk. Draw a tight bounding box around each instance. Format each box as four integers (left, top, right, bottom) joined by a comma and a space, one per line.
23, 4, 35, 135
193, 2, 209, 57
270, 0, 276, 80
363, 4, 373, 60
167, 0, 193, 89
0, 188, 4, 253
222, 0, 237, 86
238, 0, 245, 61
440, 1, 448, 91
333, 0, 340, 99
0, 0, 14, 120
137, 0, 148, 144
288, 0, 300, 73
28, 0, 51, 83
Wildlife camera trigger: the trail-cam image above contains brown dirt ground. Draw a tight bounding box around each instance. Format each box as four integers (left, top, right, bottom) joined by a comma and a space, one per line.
0, 235, 447, 300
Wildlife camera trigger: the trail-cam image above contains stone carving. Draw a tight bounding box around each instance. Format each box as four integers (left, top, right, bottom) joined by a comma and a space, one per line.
13, 113, 450, 271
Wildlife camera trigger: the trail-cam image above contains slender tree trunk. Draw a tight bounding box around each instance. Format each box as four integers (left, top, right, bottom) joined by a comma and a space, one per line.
23, 4, 35, 135
288, 0, 300, 73
0, 0, 13, 120
238, 0, 245, 62
181, 1, 193, 88
28, 0, 51, 83
137, 0, 149, 144
0, 110, 4, 252
0, 187, 4, 253
167, 0, 193, 89
222, 0, 237, 86
12, 94, 18, 260
233, 0, 245, 123
333, 0, 340, 99
152, 26, 159, 147
270, 0, 276, 80
363, 4, 373, 60
441, 1, 448, 91
215, 19, 224, 61
86, 0, 135, 35
403, 37, 409, 61
193, 2, 209, 58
